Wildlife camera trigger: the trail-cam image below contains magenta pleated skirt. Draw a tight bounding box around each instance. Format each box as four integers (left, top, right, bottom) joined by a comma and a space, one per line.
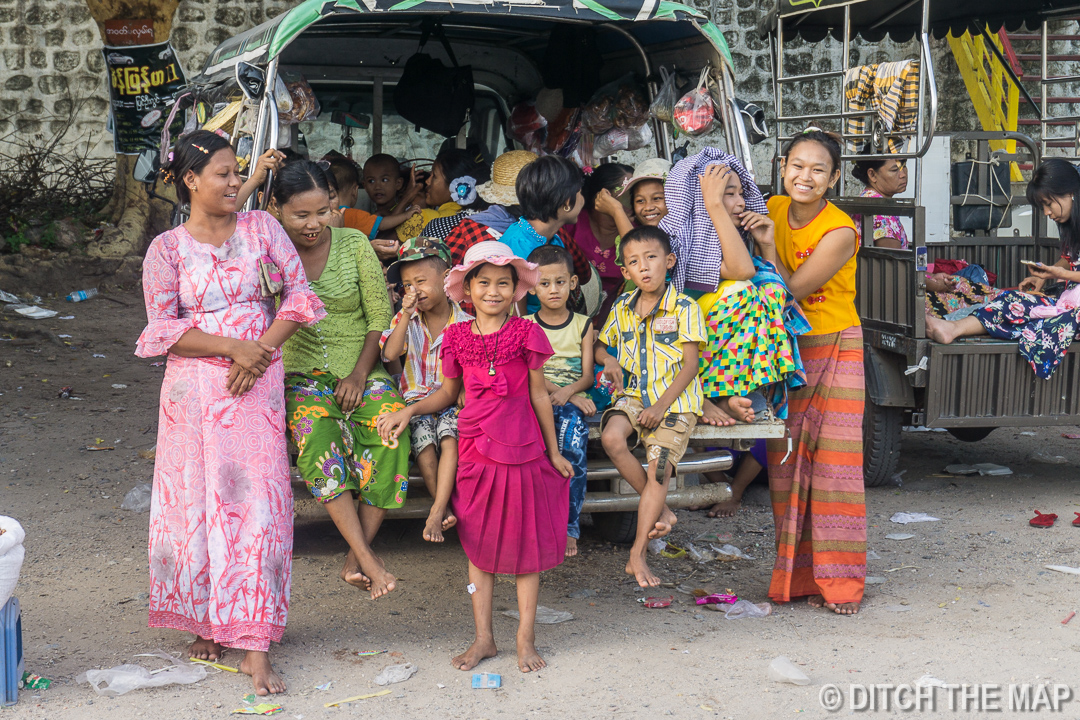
452, 438, 569, 575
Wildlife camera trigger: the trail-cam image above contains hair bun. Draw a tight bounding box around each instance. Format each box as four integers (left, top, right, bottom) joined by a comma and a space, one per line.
159, 167, 176, 185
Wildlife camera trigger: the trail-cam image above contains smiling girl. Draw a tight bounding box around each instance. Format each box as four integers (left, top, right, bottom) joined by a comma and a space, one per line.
377, 241, 572, 675
271, 160, 412, 603
136, 131, 325, 695
755, 128, 866, 617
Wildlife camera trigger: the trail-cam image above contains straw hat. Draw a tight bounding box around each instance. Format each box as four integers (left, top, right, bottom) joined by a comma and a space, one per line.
477, 150, 538, 206
444, 240, 540, 303
617, 157, 672, 201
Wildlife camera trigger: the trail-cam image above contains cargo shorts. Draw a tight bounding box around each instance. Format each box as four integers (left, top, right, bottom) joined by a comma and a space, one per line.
600, 396, 697, 467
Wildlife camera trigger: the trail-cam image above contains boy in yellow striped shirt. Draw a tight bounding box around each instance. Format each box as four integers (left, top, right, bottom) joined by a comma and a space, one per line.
596, 226, 706, 589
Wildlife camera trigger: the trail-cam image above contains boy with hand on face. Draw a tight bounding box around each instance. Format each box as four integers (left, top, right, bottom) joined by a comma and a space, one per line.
526, 244, 595, 557
596, 226, 706, 589
381, 238, 474, 542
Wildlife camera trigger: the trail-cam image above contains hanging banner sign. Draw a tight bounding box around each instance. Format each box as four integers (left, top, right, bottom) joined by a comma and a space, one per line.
103, 41, 187, 155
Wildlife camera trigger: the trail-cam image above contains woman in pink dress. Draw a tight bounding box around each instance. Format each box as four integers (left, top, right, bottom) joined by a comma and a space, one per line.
136, 131, 325, 695
378, 241, 572, 674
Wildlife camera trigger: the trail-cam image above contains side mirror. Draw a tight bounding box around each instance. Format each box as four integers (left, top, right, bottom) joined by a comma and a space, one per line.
133, 146, 160, 184
236, 62, 266, 101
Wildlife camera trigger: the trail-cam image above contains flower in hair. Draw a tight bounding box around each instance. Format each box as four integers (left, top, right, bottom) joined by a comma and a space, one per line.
582, 165, 594, 176
450, 175, 478, 206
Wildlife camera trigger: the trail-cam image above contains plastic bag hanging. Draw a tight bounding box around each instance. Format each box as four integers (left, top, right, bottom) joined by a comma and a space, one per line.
673, 67, 716, 137
649, 67, 678, 124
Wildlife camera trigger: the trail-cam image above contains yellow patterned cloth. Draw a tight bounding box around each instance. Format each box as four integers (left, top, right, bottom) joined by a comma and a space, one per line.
843, 60, 920, 153
696, 279, 797, 398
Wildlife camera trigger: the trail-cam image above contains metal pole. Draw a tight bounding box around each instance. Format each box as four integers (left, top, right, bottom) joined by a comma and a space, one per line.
1042, 20, 1049, 158
773, 17, 784, 191
840, 4, 850, 196
373, 77, 383, 156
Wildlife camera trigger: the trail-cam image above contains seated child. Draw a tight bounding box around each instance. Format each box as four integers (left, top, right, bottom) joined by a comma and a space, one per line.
319, 154, 420, 252
381, 237, 474, 541
526, 245, 596, 557
362, 153, 422, 261
596, 226, 706, 588
396, 148, 487, 243
501, 155, 589, 314
592, 157, 672, 236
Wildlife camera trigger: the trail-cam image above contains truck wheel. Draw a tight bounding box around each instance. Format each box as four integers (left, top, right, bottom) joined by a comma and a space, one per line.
946, 427, 995, 442
592, 511, 638, 545
863, 398, 901, 487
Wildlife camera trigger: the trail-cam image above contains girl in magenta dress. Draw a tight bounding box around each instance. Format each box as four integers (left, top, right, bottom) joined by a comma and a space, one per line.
378, 240, 572, 674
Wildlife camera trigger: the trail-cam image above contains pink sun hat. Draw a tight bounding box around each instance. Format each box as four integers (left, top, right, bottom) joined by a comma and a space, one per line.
444, 240, 540, 304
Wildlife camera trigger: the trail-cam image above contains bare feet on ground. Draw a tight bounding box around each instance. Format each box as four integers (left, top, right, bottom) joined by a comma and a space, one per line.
240, 651, 286, 695
647, 507, 678, 539
700, 398, 736, 426
188, 636, 223, 661
825, 601, 861, 615
707, 480, 745, 518
626, 553, 661, 588
565, 536, 578, 557
924, 315, 958, 344
423, 509, 457, 542
724, 395, 755, 423
517, 634, 546, 673
452, 637, 498, 671
807, 594, 826, 609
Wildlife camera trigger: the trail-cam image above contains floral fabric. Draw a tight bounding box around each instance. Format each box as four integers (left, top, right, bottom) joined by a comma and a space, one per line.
851, 188, 909, 249
285, 372, 410, 507
973, 290, 1080, 379
137, 210, 325, 652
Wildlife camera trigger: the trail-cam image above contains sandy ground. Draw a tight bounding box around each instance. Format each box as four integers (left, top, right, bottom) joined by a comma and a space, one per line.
2, 289, 1080, 719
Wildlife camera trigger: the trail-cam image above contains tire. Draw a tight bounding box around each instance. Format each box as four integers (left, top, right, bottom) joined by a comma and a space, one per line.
947, 427, 995, 442
863, 398, 902, 487
592, 510, 638, 545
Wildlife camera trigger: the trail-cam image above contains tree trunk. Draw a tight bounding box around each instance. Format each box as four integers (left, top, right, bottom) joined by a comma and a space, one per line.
85, 0, 181, 259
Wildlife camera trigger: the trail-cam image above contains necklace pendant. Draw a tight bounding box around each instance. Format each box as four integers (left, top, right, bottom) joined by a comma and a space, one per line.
488, 362, 496, 376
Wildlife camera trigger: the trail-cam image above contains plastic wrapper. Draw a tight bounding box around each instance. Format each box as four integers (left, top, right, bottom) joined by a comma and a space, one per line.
590, 123, 652, 159
673, 67, 716, 137
278, 73, 320, 124
508, 100, 547, 143
272, 75, 293, 114
548, 106, 583, 156
650, 67, 678, 123
77, 652, 207, 697
725, 599, 772, 619
374, 663, 418, 685
581, 74, 649, 135
0, 516, 25, 608
121, 483, 152, 513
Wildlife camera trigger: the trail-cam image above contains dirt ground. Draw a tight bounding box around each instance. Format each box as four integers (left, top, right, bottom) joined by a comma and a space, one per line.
2, 288, 1080, 719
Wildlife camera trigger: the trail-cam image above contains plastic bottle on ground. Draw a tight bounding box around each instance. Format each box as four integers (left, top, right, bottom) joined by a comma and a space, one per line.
65, 288, 98, 303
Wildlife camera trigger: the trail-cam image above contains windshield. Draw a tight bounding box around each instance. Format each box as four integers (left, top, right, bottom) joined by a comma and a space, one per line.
295, 81, 507, 172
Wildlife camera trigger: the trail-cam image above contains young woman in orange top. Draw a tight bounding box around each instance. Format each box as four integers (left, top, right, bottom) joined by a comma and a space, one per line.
745, 128, 866, 616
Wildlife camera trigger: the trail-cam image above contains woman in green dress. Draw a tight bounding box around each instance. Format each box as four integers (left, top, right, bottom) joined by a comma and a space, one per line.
270, 160, 411, 600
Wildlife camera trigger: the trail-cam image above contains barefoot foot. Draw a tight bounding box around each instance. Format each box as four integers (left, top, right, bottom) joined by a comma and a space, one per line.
925, 315, 958, 344
825, 601, 861, 615
340, 551, 371, 590
625, 553, 661, 588
648, 507, 678, 539
357, 554, 397, 600
807, 594, 826, 609
188, 636, 223, 662
701, 398, 736, 427
565, 536, 578, 557
706, 496, 742, 518
442, 511, 457, 531
423, 512, 446, 543
452, 637, 498, 671
517, 636, 546, 673
240, 650, 286, 695
724, 395, 755, 423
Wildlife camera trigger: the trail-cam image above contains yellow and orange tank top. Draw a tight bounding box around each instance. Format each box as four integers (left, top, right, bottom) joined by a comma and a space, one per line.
768, 195, 859, 335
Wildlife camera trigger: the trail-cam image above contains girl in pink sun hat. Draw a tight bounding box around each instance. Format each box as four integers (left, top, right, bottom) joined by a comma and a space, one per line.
377, 240, 573, 674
